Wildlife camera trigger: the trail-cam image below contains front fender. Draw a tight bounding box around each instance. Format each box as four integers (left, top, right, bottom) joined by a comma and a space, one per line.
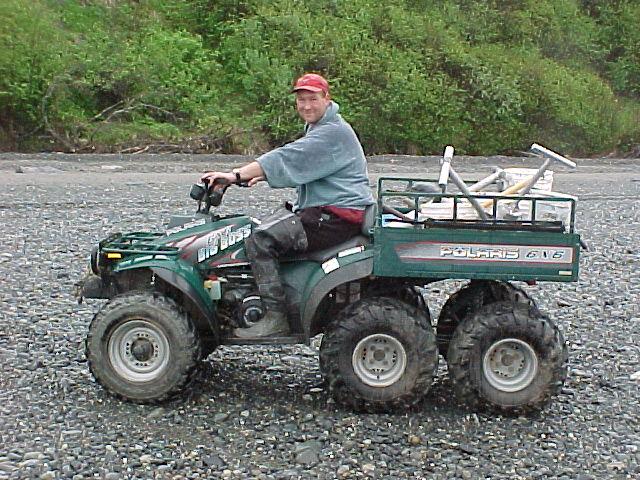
113, 258, 217, 337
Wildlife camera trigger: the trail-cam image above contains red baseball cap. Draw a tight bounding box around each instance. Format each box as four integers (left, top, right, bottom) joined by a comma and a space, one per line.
292, 73, 329, 94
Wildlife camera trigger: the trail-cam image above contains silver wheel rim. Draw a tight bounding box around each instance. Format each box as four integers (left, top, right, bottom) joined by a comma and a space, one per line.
483, 338, 538, 392
352, 334, 407, 387
108, 319, 171, 382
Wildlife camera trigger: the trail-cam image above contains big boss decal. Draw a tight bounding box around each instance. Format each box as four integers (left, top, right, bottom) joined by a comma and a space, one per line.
197, 225, 251, 263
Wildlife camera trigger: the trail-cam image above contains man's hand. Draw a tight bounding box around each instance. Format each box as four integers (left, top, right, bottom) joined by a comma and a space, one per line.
200, 171, 235, 189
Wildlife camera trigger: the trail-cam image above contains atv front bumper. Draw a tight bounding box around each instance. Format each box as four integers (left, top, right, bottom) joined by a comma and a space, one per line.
75, 273, 114, 303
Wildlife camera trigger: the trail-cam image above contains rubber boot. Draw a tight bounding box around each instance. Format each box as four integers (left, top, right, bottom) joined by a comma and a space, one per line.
234, 309, 289, 338
234, 244, 292, 337
234, 270, 291, 338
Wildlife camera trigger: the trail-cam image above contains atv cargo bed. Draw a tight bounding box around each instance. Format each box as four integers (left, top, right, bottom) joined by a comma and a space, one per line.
373, 177, 581, 282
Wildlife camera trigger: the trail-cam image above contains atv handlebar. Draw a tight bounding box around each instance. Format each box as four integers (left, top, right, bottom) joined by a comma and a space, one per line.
191, 176, 251, 214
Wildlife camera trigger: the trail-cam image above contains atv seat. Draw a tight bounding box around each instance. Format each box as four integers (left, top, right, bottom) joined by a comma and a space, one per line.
282, 204, 375, 264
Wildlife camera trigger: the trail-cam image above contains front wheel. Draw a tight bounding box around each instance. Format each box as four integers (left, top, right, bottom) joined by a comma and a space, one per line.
86, 292, 200, 403
447, 301, 568, 414
319, 297, 438, 412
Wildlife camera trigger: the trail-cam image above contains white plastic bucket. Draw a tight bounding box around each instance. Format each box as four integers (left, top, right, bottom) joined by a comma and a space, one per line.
503, 168, 553, 192
537, 201, 572, 226
421, 199, 479, 220
495, 191, 575, 228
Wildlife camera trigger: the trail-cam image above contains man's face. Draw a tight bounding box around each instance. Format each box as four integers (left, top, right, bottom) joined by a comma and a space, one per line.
295, 90, 331, 124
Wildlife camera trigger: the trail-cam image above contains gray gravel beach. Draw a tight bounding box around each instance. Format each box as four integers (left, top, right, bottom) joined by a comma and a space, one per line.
0, 153, 638, 479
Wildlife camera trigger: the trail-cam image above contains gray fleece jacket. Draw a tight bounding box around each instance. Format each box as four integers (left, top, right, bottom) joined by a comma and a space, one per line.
256, 101, 374, 211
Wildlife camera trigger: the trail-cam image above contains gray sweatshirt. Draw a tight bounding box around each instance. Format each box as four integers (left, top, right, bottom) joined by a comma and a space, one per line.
257, 101, 374, 211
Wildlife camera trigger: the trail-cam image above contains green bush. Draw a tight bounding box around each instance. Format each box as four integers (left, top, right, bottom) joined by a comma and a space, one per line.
520, 57, 622, 154
0, 1, 67, 132
596, 1, 640, 97
0, 0, 638, 155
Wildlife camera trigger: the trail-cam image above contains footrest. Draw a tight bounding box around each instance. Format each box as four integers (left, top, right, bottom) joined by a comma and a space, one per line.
221, 335, 306, 346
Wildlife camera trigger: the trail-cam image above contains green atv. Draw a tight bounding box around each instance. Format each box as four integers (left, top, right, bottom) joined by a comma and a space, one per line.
78, 146, 580, 413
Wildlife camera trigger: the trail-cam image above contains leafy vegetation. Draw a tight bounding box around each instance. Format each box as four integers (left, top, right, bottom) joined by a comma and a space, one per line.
0, 0, 638, 155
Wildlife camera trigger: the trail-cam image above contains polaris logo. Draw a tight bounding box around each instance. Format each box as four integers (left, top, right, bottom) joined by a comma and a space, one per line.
395, 241, 573, 264
440, 246, 519, 260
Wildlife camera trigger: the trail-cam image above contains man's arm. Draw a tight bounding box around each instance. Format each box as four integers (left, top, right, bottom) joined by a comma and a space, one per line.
201, 161, 265, 186
258, 128, 349, 188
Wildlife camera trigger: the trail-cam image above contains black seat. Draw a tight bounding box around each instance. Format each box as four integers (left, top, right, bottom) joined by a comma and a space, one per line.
281, 205, 376, 264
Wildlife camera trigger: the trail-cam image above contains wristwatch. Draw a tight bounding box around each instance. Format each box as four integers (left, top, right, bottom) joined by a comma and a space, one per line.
232, 168, 241, 184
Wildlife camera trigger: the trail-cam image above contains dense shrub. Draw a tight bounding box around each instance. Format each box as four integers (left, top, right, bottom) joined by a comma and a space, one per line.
0, 0, 637, 155
0, 1, 67, 145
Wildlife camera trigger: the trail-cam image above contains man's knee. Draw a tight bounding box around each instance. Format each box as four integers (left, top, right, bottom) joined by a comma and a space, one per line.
244, 234, 262, 261
249, 208, 308, 257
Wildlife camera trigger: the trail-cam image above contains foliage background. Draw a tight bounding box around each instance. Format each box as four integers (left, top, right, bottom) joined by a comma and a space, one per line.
0, 0, 638, 156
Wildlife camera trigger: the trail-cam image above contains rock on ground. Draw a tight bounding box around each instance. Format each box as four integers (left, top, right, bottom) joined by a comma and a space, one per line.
0, 153, 638, 479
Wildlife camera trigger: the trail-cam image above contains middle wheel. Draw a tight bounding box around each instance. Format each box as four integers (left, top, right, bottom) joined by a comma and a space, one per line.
319, 297, 438, 412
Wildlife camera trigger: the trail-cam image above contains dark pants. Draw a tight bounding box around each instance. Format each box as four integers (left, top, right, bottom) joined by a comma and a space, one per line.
296, 206, 362, 252
244, 207, 361, 314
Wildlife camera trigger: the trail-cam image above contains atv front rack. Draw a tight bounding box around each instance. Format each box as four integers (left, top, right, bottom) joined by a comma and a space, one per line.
100, 232, 180, 256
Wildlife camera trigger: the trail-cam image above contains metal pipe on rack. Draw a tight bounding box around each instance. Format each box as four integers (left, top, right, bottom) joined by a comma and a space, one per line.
468, 168, 504, 192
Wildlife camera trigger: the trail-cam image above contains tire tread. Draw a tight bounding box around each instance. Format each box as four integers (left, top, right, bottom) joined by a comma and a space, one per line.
85, 291, 201, 404
447, 300, 568, 414
320, 297, 438, 412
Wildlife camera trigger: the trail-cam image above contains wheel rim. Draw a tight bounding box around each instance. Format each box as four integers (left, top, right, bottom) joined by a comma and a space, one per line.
352, 333, 407, 387
483, 338, 538, 392
108, 319, 171, 382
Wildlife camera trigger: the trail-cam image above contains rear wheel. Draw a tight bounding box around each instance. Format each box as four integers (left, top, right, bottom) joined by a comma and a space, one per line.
437, 281, 537, 359
447, 301, 568, 413
86, 292, 200, 403
319, 297, 438, 412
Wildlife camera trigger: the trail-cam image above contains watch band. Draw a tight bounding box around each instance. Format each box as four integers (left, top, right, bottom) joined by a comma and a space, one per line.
232, 169, 241, 184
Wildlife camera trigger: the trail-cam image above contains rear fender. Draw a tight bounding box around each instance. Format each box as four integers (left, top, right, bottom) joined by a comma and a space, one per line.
297, 250, 374, 338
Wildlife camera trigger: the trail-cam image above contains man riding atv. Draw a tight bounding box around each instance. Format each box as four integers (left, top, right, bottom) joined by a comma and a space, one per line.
201, 73, 374, 338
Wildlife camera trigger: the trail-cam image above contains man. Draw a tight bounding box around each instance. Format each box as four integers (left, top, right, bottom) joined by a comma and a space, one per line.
201, 73, 374, 338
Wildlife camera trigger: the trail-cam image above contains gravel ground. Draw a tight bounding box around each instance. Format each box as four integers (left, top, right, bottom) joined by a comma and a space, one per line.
0, 153, 638, 479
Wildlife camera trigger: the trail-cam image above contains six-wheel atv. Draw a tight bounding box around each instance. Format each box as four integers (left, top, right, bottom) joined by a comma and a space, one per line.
78, 146, 580, 413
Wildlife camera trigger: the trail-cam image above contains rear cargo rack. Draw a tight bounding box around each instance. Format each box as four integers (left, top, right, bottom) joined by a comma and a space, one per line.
378, 177, 577, 233
100, 232, 180, 256
420, 218, 565, 232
